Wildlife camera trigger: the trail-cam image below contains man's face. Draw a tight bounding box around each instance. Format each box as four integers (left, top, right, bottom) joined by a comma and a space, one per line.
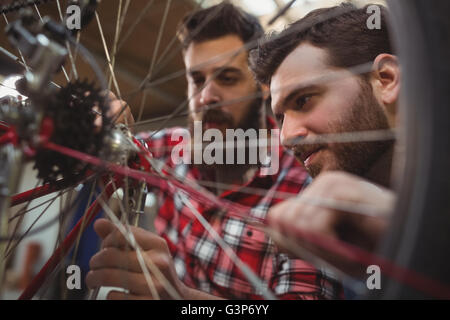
184, 35, 262, 134
271, 43, 392, 178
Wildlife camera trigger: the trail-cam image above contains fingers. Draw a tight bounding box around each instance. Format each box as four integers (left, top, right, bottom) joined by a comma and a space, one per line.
88, 235, 180, 298
267, 198, 295, 233
106, 96, 127, 118
87, 250, 176, 298
103, 227, 167, 251
267, 200, 362, 275
94, 90, 135, 128
93, 218, 115, 240
90, 247, 141, 272
93, 218, 167, 251
106, 290, 150, 300
86, 268, 152, 296
268, 197, 334, 235
89, 246, 167, 271
101, 90, 117, 101
266, 171, 392, 277
104, 91, 134, 125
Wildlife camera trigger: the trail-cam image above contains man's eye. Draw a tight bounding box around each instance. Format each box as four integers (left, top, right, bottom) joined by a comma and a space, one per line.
275, 113, 284, 125
192, 77, 204, 86
218, 75, 238, 85
294, 94, 313, 111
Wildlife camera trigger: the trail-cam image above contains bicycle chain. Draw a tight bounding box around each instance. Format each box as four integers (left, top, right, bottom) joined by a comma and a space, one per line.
0, 0, 55, 15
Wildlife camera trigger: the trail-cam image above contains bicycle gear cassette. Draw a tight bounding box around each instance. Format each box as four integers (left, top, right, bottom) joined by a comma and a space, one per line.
33, 79, 110, 186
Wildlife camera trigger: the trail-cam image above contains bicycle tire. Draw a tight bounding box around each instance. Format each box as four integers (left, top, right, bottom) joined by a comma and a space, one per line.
378, 0, 450, 299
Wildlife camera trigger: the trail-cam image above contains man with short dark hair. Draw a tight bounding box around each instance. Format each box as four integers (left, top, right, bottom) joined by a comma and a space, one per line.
250, 3, 397, 274
86, 3, 342, 300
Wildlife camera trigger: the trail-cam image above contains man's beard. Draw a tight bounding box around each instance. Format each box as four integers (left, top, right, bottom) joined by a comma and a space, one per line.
187, 92, 264, 173
294, 80, 393, 178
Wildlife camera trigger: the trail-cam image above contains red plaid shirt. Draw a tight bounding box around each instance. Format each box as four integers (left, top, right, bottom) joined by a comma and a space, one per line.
138, 120, 342, 300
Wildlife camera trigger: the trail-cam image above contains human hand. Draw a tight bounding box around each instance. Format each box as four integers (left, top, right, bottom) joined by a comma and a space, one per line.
86, 218, 186, 300
267, 171, 395, 276
94, 91, 135, 130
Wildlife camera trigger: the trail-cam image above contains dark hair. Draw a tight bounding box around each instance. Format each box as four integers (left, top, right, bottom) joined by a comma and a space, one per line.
250, 3, 393, 84
177, 2, 264, 51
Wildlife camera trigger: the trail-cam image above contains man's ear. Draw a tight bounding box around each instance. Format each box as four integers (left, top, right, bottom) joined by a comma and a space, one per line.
371, 53, 401, 109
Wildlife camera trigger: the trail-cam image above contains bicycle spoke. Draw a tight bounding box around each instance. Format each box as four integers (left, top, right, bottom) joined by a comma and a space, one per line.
149, 51, 243, 138
137, 0, 172, 122
139, 137, 392, 222
58, 189, 76, 300
151, 1, 231, 80
56, 0, 79, 80
69, 32, 82, 81
114, 175, 144, 299
9, 196, 57, 222
267, 0, 297, 26
43, 141, 251, 218
2, 13, 30, 73
129, 3, 358, 96
0, 42, 62, 89
137, 128, 395, 154
5, 179, 45, 257
88, 175, 128, 300
108, 0, 131, 91
114, 20, 257, 134
264, 221, 450, 299
108, 174, 131, 227
33, 3, 70, 83
264, 226, 368, 296
114, 4, 251, 132
153, 0, 207, 68
116, 0, 156, 53
130, 60, 374, 133
95, 11, 122, 99
4, 191, 62, 261
97, 195, 179, 300
18, 181, 111, 300
178, 192, 277, 300
145, 0, 173, 84
36, 252, 66, 300
70, 178, 98, 269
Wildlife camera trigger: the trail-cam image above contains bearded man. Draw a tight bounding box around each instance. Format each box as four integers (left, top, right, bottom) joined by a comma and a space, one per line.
250, 3, 398, 275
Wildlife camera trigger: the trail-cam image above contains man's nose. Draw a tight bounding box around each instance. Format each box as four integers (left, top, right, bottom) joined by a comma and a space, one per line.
199, 81, 221, 107
280, 114, 308, 149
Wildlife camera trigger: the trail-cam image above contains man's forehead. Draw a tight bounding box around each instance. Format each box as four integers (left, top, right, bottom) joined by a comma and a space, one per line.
184, 35, 248, 72
271, 43, 330, 104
